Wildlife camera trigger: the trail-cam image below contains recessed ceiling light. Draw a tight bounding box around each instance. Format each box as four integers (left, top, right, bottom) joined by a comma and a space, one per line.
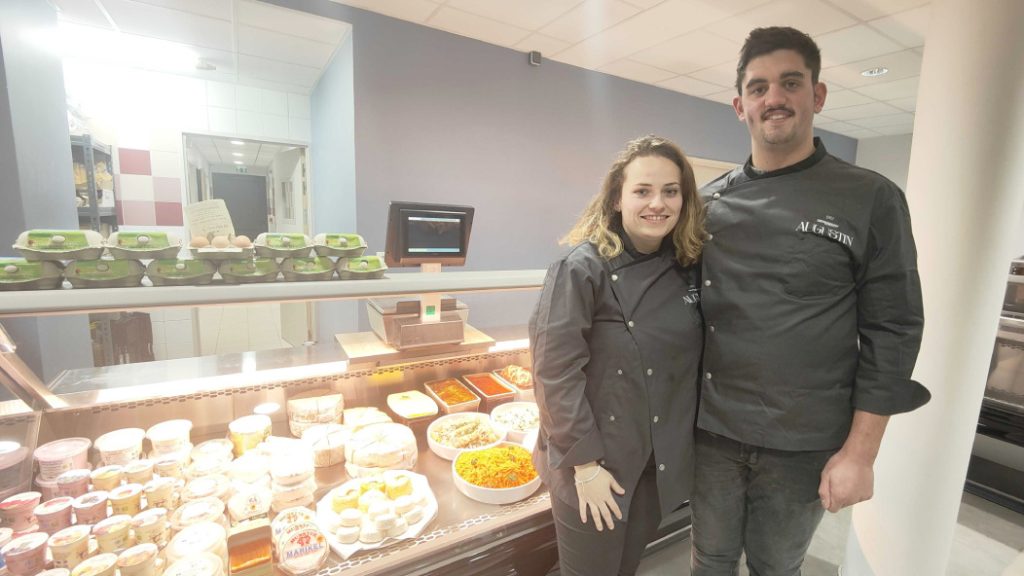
230, 140, 245, 146
233, 161, 243, 165
232, 152, 243, 157
861, 67, 889, 77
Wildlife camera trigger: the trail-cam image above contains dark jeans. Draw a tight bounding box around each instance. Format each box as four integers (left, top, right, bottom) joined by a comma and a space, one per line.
551, 458, 661, 576
690, 429, 837, 576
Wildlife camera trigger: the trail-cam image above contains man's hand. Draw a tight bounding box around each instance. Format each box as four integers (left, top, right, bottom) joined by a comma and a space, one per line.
574, 462, 625, 531
818, 449, 874, 513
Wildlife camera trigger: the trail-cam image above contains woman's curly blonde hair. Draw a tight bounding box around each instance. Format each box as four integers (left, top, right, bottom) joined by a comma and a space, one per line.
562, 135, 705, 266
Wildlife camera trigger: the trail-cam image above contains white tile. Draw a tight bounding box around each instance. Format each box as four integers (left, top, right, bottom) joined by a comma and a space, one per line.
165, 338, 196, 359
153, 341, 167, 361
55, 0, 114, 28
848, 112, 915, 128
512, 33, 572, 57
329, 0, 440, 23
823, 89, 874, 110
238, 56, 321, 90
263, 115, 290, 140
131, 0, 233, 21
539, 0, 640, 44
707, 0, 856, 43
148, 309, 165, 322
822, 49, 922, 89
236, 111, 264, 137
445, 0, 581, 31
100, 0, 234, 52
823, 101, 904, 121
599, 60, 676, 85
632, 29, 740, 76
179, 106, 209, 132
208, 107, 236, 134
853, 76, 919, 101
260, 90, 288, 116
235, 85, 261, 112
237, 24, 336, 69
427, 6, 532, 47
887, 96, 918, 112
206, 81, 236, 109
118, 174, 155, 201
150, 151, 183, 179
830, 0, 930, 21
816, 25, 904, 68
869, 5, 930, 48
815, 120, 861, 133
689, 61, 740, 90
702, 89, 740, 106
150, 128, 183, 153
658, 75, 725, 97
164, 308, 191, 321
871, 123, 915, 136
288, 94, 310, 119
289, 118, 311, 143
238, 0, 352, 44
836, 127, 881, 139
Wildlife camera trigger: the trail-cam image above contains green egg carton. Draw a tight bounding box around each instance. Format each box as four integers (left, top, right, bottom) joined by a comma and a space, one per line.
107, 231, 182, 260
253, 233, 312, 258
218, 258, 280, 284
280, 257, 336, 282
0, 258, 64, 291
65, 259, 145, 289
337, 255, 388, 280
146, 259, 217, 286
14, 230, 105, 261
312, 233, 367, 258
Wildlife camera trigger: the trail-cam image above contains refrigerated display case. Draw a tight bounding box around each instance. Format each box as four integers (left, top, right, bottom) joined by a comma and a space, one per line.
0, 271, 691, 574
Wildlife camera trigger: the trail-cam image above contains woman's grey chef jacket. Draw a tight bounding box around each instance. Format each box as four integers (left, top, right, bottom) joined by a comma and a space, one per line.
529, 241, 702, 519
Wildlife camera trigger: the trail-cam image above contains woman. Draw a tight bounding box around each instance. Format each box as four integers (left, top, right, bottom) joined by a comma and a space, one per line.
530, 135, 704, 576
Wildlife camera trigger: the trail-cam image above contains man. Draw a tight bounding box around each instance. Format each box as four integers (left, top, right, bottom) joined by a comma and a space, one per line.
691, 27, 931, 576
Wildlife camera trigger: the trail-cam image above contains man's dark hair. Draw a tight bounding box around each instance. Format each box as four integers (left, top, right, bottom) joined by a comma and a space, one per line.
735, 27, 821, 94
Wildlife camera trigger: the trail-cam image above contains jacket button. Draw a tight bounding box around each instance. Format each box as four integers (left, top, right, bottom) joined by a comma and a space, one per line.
712, 192, 721, 200
646, 368, 653, 376
707, 233, 714, 241
705, 372, 712, 380
704, 279, 712, 287
617, 369, 623, 375
627, 320, 635, 328
600, 459, 606, 466
611, 274, 618, 281
709, 325, 716, 333
609, 415, 616, 422
653, 416, 659, 423
658, 464, 666, 471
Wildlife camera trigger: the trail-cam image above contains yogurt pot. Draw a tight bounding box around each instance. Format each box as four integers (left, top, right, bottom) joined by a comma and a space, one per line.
0, 491, 41, 531
108, 483, 143, 516
182, 475, 230, 503
37, 569, 72, 576
70, 552, 118, 576
143, 477, 178, 510
117, 542, 160, 576
228, 415, 272, 457
164, 553, 224, 576
33, 438, 91, 481
94, 429, 145, 466
48, 524, 93, 569
34, 474, 59, 501
0, 531, 49, 576
191, 440, 233, 465
55, 469, 92, 499
0, 442, 29, 492
90, 465, 124, 491
93, 514, 132, 553
123, 460, 153, 485
131, 507, 169, 547
34, 496, 74, 534
153, 453, 187, 480
170, 496, 226, 533
146, 420, 193, 455
0, 526, 11, 568
72, 491, 109, 525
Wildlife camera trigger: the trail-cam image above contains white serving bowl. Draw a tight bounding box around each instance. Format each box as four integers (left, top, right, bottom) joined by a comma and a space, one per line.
489, 402, 540, 443
451, 443, 541, 505
426, 412, 505, 461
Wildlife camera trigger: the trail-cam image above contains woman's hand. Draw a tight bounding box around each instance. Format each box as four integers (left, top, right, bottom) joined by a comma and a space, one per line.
574, 461, 625, 531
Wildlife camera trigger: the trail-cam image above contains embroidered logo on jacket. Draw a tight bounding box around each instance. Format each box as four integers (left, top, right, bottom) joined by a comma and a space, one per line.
682, 286, 701, 305
794, 215, 854, 247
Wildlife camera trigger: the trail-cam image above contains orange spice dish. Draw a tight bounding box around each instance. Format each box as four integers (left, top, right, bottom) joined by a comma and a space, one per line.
454, 444, 538, 489
426, 379, 476, 406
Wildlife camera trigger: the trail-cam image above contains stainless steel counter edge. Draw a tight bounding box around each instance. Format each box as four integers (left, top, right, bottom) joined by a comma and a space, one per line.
0, 269, 547, 318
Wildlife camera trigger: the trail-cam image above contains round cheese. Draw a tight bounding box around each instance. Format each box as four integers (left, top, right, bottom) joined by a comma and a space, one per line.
343, 423, 416, 477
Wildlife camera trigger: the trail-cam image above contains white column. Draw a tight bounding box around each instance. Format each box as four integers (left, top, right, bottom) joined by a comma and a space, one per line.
842, 0, 1024, 574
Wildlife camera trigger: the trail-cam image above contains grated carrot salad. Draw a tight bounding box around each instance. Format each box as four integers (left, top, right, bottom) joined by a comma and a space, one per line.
455, 445, 538, 489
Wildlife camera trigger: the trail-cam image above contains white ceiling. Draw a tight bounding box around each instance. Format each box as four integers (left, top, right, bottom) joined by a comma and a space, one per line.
52, 0, 930, 140
188, 135, 290, 171
52, 0, 351, 95
330, 0, 932, 139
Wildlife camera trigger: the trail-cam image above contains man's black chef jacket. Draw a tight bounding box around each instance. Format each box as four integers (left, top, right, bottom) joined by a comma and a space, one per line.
698, 138, 931, 451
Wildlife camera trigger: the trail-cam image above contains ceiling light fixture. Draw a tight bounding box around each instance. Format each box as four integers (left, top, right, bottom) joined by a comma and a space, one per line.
861, 66, 889, 77
232, 152, 243, 157
233, 161, 244, 165
230, 140, 245, 146
195, 59, 216, 71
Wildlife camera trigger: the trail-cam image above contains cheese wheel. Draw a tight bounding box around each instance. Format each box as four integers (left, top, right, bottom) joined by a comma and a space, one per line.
386, 516, 409, 538
374, 512, 397, 531
344, 423, 416, 477
342, 407, 392, 432
403, 505, 424, 525
338, 508, 362, 528
393, 495, 415, 516
357, 490, 386, 513
358, 524, 383, 544
301, 424, 348, 468
336, 525, 359, 544
287, 390, 344, 424
366, 501, 391, 521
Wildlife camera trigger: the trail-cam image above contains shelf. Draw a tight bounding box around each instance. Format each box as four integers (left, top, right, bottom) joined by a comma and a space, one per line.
77, 207, 116, 218
69, 134, 111, 155
0, 269, 546, 318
